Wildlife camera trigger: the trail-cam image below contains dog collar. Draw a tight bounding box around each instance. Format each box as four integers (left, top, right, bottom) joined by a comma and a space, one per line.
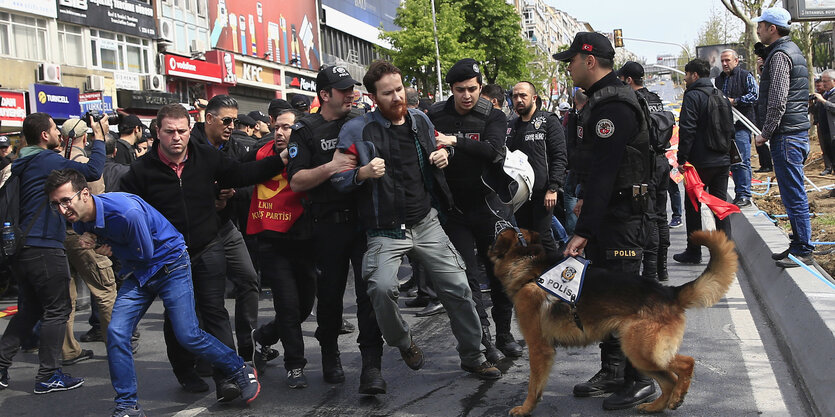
494, 220, 527, 247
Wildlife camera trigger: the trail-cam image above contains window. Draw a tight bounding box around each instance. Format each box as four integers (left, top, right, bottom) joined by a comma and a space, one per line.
57, 23, 84, 67
0, 12, 47, 61
90, 30, 152, 74
196, 0, 206, 17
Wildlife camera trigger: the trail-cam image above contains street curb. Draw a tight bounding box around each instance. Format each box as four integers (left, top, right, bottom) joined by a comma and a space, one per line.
727, 205, 835, 417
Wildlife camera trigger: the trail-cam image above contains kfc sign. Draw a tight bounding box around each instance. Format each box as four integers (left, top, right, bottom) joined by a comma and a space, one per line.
163, 54, 222, 83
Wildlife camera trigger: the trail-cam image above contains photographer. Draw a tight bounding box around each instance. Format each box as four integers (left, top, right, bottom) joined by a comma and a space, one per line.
812, 70, 835, 176
113, 115, 145, 166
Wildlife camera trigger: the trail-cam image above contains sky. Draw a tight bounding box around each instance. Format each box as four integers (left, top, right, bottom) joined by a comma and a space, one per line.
550, 0, 741, 62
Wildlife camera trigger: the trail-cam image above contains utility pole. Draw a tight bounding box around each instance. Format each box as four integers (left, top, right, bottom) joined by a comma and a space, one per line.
430, 0, 444, 101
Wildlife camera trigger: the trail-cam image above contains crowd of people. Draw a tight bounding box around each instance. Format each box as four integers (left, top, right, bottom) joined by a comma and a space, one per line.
0, 5, 821, 416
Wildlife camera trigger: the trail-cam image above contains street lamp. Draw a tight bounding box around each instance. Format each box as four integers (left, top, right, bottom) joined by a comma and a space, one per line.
430, 0, 444, 101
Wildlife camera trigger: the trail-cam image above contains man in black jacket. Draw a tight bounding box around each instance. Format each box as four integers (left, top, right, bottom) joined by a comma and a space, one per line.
506, 81, 567, 263
673, 59, 731, 264
429, 58, 521, 362
119, 103, 284, 397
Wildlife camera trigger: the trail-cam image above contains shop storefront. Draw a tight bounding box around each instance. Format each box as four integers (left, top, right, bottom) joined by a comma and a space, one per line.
29, 84, 81, 121
283, 70, 318, 104
220, 51, 282, 114
164, 53, 233, 105
116, 90, 180, 118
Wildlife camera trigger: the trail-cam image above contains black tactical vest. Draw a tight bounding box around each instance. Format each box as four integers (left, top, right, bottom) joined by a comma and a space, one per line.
757, 36, 811, 135
577, 84, 651, 191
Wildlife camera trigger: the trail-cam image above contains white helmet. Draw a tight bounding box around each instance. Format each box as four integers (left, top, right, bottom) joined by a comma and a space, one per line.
482, 147, 534, 213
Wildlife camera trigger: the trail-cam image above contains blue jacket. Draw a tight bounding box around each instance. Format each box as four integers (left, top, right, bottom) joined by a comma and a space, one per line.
331, 108, 456, 231
12, 141, 105, 248
73, 192, 185, 286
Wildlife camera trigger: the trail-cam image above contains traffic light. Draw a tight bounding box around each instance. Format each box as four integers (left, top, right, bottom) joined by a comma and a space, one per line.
613, 29, 623, 48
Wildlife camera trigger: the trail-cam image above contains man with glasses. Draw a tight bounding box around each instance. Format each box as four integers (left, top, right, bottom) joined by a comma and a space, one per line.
0, 112, 105, 394
119, 103, 283, 398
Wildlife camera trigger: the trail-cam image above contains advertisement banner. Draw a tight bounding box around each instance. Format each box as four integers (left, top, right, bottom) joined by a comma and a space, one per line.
114, 71, 141, 90
116, 90, 179, 111
56, 0, 156, 39
29, 84, 81, 120
0, 0, 57, 17
696, 44, 747, 79
786, 0, 835, 20
164, 54, 223, 83
80, 92, 115, 114
208, 0, 321, 70
322, 0, 399, 32
284, 71, 316, 93
0, 91, 27, 127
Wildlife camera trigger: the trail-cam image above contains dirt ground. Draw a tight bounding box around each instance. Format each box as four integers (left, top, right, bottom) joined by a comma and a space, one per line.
750, 131, 835, 275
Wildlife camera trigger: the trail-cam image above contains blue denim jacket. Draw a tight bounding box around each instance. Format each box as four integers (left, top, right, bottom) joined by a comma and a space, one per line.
73, 192, 186, 285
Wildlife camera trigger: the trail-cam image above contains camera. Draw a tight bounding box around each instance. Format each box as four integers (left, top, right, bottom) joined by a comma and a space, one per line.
83, 110, 120, 125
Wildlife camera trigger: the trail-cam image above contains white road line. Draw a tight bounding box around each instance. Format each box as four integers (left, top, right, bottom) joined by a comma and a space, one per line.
172, 406, 208, 417
726, 274, 789, 416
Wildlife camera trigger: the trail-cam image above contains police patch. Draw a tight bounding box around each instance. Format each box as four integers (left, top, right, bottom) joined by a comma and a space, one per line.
288, 143, 298, 158
560, 266, 577, 282
465, 132, 480, 141
596, 119, 614, 138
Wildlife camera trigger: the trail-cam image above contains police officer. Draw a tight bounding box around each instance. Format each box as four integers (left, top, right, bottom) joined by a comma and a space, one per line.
429, 58, 522, 361
618, 61, 671, 282
285, 65, 386, 395
555, 33, 656, 410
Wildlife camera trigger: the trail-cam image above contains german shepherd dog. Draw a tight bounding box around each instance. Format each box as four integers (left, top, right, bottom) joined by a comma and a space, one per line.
488, 228, 737, 415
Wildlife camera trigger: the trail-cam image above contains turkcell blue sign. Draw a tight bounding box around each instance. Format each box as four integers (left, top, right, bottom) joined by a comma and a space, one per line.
80, 96, 114, 113
28, 84, 81, 120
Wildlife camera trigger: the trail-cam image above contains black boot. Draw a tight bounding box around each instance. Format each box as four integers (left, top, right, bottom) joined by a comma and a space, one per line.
657, 246, 669, 282
602, 361, 656, 410
482, 326, 505, 363
573, 339, 625, 397
358, 352, 387, 395
322, 348, 345, 383
495, 333, 523, 358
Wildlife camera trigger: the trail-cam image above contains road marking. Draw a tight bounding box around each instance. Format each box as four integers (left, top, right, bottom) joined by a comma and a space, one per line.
172, 406, 207, 417
725, 274, 789, 416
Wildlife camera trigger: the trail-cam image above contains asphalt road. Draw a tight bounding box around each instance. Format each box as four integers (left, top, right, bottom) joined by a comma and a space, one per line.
0, 198, 814, 416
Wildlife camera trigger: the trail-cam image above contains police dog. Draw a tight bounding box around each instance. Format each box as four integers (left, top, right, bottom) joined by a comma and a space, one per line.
489, 228, 737, 415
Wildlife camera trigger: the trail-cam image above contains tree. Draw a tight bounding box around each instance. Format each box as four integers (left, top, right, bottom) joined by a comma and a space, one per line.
697, 7, 743, 46
791, 21, 822, 89
452, 0, 532, 85
720, 0, 780, 66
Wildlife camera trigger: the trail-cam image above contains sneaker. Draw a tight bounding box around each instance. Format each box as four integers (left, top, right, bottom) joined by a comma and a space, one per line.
0, 367, 8, 389
461, 361, 502, 380
111, 405, 146, 417
228, 364, 260, 404
399, 338, 424, 370
287, 368, 308, 389
339, 319, 355, 335
80, 327, 104, 343
34, 369, 84, 394
176, 370, 209, 393
776, 253, 814, 268
216, 379, 240, 402
771, 248, 790, 260
250, 329, 279, 376
669, 217, 682, 228
63, 349, 94, 366
673, 250, 701, 264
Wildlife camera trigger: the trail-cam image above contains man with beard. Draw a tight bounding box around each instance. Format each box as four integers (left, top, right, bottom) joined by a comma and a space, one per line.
285, 65, 386, 395
332, 59, 501, 381
428, 58, 521, 362
555, 32, 655, 410
506, 81, 567, 263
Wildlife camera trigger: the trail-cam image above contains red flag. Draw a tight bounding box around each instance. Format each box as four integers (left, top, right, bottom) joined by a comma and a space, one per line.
682, 163, 740, 220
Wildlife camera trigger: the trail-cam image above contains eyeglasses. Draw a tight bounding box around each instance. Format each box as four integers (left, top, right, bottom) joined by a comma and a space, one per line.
220, 117, 238, 126
49, 189, 82, 211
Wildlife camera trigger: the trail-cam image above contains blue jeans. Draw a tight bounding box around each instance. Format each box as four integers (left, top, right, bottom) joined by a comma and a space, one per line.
770, 133, 813, 255
730, 129, 752, 199
107, 251, 243, 409
562, 171, 579, 235
550, 216, 568, 244
668, 180, 682, 219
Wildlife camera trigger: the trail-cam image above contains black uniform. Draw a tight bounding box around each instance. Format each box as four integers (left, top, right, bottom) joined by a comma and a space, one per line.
285, 113, 383, 367
636, 87, 671, 281
506, 108, 567, 262
427, 96, 514, 340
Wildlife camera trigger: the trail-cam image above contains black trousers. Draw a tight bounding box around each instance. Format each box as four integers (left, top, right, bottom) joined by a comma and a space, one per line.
254, 237, 316, 371
312, 219, 382, 359
684, 165, 730, 253
820, 129, 834, 170
164, 239, 235, 380
642, 155, 672, 280
584, 197, 646, 276
0, 248, 71, 380
443, 200, 513, 334
516, 191, 559, 263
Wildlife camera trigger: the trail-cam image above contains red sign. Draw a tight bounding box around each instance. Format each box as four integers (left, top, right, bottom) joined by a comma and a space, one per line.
208, 0, 321, 70
163, 54, 222, 83
0, 91, 26, 126
79, 92, 102, 103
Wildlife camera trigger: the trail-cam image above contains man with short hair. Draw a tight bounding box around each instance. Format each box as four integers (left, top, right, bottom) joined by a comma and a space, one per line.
286, 65, 386, 394
506, 81, 567, 263
248, 110, 271, 141
333, 59, 501, 381
46, 169, 260, 417
480, 84, 505, 111
753, 7, 815, 268
0, 112, 105, 394
290, 95, 311, 113
0, 136, 12, 168
119, 103, 283, 396
673, 59, 732, 265
429, 58, 521, 361
405, 87, 420, 109
113, 115, 145, 166
715, 49, 759, 207
102, 139, 129, 192
813, 71, 835, 177
555, 32, 655, 409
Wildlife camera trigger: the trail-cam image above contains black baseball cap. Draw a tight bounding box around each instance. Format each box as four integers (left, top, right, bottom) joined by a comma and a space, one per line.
617, 61, 644, 80
446, 58, 482, 85
236, 114, 256, 128
290, 95, 310, 111
553, 32, 616, 62
118, 114, 146, 132
268, 99, 292, 117
247, 110, 270, 124
316, 65, 361, 91
0, 136, 9, 147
